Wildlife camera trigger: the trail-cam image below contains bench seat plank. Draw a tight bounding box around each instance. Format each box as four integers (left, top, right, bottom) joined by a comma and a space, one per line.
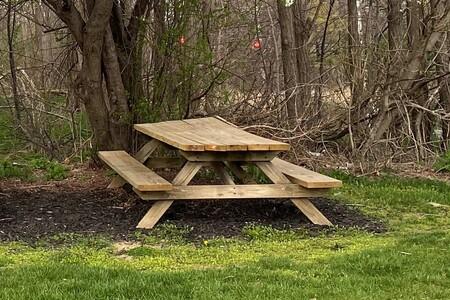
99, 151, 172, 191
271, 158, 342, 189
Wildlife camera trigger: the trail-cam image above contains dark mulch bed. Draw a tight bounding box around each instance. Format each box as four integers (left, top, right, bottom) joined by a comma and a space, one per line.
0, 181, 385, 243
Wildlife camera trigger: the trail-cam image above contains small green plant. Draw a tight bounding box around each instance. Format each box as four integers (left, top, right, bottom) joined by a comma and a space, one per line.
433, 151, 450, 172
0, 160, 32, 180
45, 162, 68, 181
30, 157, 68, 181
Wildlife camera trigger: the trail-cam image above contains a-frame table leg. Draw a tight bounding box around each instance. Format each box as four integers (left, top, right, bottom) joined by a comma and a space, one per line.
136, 161, 203, 229
225, 162, 256, 184
211, 162, 235, 185
108, 139, 162, 189
255, 162, 332, 226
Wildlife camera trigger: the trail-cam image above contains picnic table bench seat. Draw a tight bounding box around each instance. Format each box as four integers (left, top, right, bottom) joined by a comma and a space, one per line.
271, 158, 342, 189
98, 151, 172, 192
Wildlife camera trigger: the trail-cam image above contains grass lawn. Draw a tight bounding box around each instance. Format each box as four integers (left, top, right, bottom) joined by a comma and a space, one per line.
0, 174, 449, 299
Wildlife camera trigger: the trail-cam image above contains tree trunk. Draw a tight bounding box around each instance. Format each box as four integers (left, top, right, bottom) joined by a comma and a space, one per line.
44, 0, 150, 151
407, 0, 429, 158
434, 0, 450, 151
362, 0, 403, 154
77, 0, 115, 150
347, 0, 363, 112
293, 0, 312, 115
102, 26, 130, 150
277, 0, 300, 119
6, 1, 21, 122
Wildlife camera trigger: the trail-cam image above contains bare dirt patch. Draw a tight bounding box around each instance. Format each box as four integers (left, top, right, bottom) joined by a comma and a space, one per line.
0, 179, 384, 243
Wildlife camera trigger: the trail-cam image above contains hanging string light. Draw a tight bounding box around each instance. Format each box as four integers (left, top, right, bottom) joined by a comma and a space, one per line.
251, 38, 262, 50
179, 35, 186, 45
251, 0, 262, 50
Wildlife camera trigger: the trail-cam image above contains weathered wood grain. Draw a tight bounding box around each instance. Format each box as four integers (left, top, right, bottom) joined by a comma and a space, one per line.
135, 184, 328, 200
272, 158, 342, 188
99, 151, 172, 191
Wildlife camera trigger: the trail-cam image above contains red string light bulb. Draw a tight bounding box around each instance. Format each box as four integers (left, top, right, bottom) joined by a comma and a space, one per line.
179, 35, 186, 45
252, 38, 261, 50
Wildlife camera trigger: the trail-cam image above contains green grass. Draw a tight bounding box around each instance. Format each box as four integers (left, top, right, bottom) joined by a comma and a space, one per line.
1, 175, 449, 299
434, 150, 450, 172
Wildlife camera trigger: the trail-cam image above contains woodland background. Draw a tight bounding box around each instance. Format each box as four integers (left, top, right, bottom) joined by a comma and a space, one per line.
0, 0, 449, 170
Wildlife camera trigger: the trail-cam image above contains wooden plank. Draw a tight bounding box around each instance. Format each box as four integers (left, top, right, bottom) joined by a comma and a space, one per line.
255, 161, 333, 226
183, 118, 248, 151
135, 140, 163, 162
136, 201, 173, 229
99, 151, 172, 191
208, 117, 290, 151
202, 118, 289, 151
136, 162, 203, 229
211, 162, 235, 185
225, 162, 256, 184
291, 199, 333, 226
179, 150, 279, 162
157, 121, 229, 151
271, 158, 342, 188
134, 123, 205, 151
214, 116, 237, 127
108, 140, 162, 189
135, 184, 328, 200
135, 117, 290, 152
255, 161, 289, 184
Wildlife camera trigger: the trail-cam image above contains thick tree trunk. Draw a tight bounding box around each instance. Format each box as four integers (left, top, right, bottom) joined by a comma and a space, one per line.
77, 0, 115, 150
277, 1, 300, 119
44, 0, 150, 151
102, 26, 130, 150
293, 0, 312, 115
151, 0, 173, 115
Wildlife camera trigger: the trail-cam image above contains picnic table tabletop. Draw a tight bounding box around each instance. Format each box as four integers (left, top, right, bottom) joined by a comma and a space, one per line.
134, 117, 290, 152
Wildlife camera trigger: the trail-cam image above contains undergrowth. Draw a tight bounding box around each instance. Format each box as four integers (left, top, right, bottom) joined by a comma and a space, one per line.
0, 156, 68, 181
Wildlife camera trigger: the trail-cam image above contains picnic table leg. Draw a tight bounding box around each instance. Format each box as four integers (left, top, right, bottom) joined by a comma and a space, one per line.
255, 162, 332, 226
136, 161, 203, 229
211, 162, 235, 185
225, 162, 256, 184
108, 139, 162, 189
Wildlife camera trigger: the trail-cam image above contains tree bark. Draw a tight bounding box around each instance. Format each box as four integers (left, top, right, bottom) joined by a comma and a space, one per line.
277, 0, 301, 119
6, 0, 21, 122
292, 0, 312, 115
362, 0, 450, 154
362, 0, 403, 153
43, 0, 150, 151
347, 0, 363, 110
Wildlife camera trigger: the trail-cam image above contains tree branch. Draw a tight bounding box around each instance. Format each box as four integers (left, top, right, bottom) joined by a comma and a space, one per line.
42, 0, 85, 47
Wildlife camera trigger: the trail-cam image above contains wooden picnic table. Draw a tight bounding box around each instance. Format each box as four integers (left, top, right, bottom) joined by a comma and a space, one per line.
99, 117, 342, 229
